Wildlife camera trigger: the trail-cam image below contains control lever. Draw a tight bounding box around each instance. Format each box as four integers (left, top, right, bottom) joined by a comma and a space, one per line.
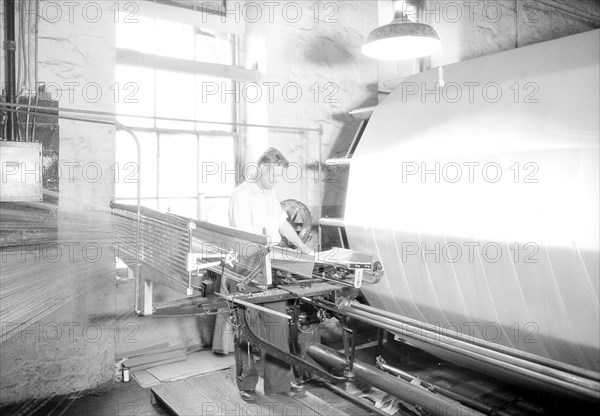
236, 246, 271, 292
341, 316, 356, 378
185, 249, 239, 296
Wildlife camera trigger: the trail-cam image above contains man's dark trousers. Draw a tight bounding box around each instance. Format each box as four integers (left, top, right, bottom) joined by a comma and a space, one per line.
234, 300, 292, 394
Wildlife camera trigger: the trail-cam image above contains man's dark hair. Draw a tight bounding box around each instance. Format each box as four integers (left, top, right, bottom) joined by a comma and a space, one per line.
257, 147, 289, 167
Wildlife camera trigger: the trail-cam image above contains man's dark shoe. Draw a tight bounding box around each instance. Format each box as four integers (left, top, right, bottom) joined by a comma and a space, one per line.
268, 386, 306, 398
240, 390, 257, 402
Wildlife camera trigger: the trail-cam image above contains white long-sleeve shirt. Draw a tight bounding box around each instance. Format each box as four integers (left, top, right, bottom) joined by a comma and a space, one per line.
228, 181, 288, 244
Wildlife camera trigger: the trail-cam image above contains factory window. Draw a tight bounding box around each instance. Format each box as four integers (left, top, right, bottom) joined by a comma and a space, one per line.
113, 7, 239, 225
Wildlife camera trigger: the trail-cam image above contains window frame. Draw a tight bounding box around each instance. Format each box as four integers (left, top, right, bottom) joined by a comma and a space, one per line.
114, 3, 246, 223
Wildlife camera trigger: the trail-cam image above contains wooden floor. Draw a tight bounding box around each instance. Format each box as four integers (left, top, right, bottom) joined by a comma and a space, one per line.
3, 335, 594, 415
0, 367, 365, 416
152, 368, 353, 416
0, 377, 171, 416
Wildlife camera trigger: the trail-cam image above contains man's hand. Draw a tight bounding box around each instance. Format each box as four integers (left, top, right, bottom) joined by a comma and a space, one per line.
302, 247, 315, 256
279, 220, 314, 256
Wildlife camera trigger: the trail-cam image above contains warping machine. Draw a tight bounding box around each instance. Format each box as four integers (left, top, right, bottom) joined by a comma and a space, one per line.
111, 29, 599, 415
110, 201, 492, 415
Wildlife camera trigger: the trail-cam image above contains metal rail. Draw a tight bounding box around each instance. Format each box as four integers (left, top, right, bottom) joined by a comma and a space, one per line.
215, 292, 291, 320
303, 297, 600, 402
348, 301, 600, 383
0, 102, 321, 133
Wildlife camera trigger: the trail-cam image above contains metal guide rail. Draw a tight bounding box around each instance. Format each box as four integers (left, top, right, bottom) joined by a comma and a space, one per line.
109, 202, 367, 314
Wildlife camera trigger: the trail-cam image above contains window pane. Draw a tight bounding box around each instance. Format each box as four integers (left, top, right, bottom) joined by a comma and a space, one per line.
159, 198, 197, 218
156, 70, 195, 130
117, 14, 155, 54
158, 134, 197, 198
198, 135, 235, 196
206, 197, 230, 226
196, 76, 234, 132
195, 29, 233, 65
116, 65, 155, 128
115, 131, 158, 199
155, 19, 195, 61
115, 7, 238, 221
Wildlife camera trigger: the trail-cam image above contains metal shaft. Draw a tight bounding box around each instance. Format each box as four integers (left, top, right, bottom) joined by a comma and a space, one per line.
344, 302, 600, 391
304, 297, 600, 401
350, 301, 599, 380
377, 361, 513, 416
215, 293, 291, 320
307, 344, 483, 416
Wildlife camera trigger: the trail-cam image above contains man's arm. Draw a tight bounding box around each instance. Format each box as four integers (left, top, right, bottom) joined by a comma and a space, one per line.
279, 220, 314, 255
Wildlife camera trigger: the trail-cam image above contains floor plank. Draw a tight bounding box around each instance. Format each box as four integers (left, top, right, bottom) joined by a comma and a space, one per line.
152, 379, 215, 415
187, 373, 260, 416
152, 368, 354, 416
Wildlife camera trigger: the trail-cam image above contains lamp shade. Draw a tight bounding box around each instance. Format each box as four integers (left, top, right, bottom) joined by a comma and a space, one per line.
362, 19, 442, 61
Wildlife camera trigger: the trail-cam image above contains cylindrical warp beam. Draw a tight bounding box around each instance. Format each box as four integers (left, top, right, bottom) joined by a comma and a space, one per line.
345, 30, 600, 377
307, 343, 484, 416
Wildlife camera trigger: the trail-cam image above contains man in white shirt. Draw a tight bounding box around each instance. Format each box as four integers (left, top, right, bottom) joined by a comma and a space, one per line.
229, 149, 312, 252
221, 148, 313, 402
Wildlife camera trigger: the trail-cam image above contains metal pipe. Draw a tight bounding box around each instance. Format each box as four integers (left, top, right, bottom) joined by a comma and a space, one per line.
304, 297, 600, 401
153, 295, 212, 311
317, 124, 323, 252
126, 125, 235, 137
3, 0, 17, 140
31, 4, 40, 143
318, 217, 345, 227
215, 293, 291, 320
308, 273, 355, 288
307, 344, 484, 416
348, 304, 598, 394
187, 221, 195, 295
25, 1, 32, 142
349, 301, 600, 381
341, 300, 599, 387
377, 360, 513, 416
0, 102, 321, 133
317, 382, 392, 416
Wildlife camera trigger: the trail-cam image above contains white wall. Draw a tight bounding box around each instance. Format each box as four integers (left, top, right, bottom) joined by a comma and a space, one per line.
240, 0, 379, 227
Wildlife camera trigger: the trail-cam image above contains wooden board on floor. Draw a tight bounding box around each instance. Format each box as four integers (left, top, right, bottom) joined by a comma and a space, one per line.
151, 368, 352, 416
147, 350, 235, 383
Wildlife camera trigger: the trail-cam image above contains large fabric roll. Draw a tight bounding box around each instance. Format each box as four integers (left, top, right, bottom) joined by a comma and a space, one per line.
345, 30, 599, 373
